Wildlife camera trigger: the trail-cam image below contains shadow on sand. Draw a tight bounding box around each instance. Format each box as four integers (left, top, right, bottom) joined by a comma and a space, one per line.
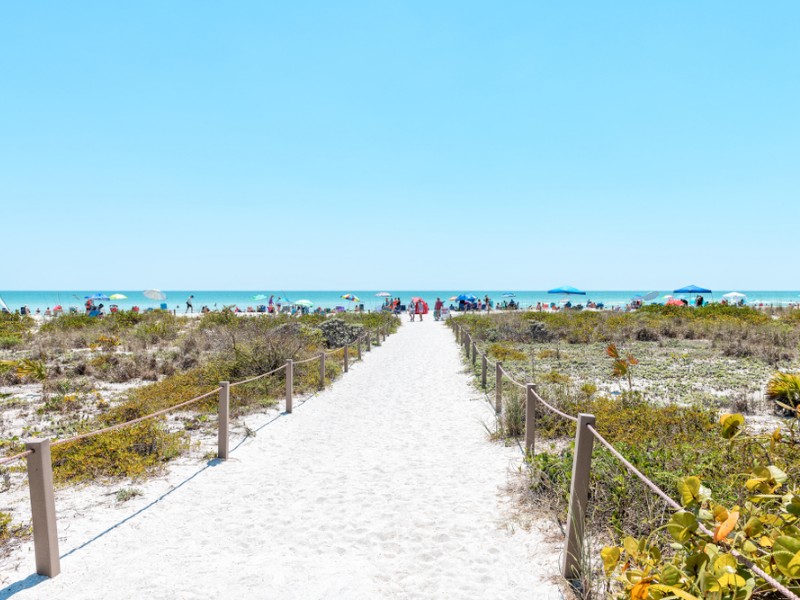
0, 395, 317, 598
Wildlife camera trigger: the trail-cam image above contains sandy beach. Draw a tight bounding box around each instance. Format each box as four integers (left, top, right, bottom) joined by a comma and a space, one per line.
1, 317, 562, 599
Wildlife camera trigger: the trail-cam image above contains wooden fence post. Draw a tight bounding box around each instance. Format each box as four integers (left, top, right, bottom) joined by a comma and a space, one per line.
525, 383, 537, 455
466, 335, 471, 359
357, 336, 362, 360
562, 413, 596, 583
366, 332, 371, 352
319, 353, 325, 390
481, 354, 487, 389
456, 325, 461, 343
495, 361, 503, 414
471, 340, 477, 367
344, 345, 349, 373
25, 438, 60, 577
285, 359, 293, 413
218, 381, 230, 459
376, 329, 381, 346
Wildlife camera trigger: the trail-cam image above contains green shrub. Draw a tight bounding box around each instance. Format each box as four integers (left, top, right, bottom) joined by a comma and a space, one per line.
487, 342, 528, 362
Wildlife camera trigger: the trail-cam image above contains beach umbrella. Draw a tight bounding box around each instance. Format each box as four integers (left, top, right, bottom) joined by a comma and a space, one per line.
723, 292, 746, 299
143, 289, 167, 301
0, 296, 8, 312
666, 298, 685, 306
341, 294, 360, 302
502, 293, 516, 298
251, 294, 268, 300
109, 294, 127, 300
84, 293, 110, 301
456, 294, 477, 302
294, 299, 313, 307
673, 284, 712, 294
375, 292, 391, 297
547, 286, 586, 295
448, 296, 458, 301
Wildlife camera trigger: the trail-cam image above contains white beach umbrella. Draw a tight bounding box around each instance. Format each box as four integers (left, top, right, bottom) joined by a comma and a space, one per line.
723, 292, 746, 299
375, 292, 391, 297
143, 289, 167, 301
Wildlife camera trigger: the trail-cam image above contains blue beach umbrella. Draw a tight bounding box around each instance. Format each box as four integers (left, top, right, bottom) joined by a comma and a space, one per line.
502, 293, 516, 298
673, 285, 712, 294
456, 294, 477, 302
84, 293, 110, 301
547, 286, 586, 295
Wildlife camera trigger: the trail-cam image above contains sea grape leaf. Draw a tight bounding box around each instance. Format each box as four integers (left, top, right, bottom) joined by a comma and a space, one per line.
668, 511, 699, 543
714, 511, 739, 542
720, 413, 744, 439
773, 536, 800, 579
600, 546, 620, 576
677, 477, 708, 507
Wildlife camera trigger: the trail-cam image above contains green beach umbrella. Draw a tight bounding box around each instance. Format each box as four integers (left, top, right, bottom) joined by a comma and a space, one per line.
295, 299, 313, 307
252, 294, 268, 300
110, 294, 127, 300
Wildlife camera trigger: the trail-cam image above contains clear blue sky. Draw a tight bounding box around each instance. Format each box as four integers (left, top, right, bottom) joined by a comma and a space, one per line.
1, 1, 798, 290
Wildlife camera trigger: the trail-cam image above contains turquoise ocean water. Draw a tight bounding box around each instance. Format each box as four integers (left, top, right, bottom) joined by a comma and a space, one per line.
1, 290, 799, 313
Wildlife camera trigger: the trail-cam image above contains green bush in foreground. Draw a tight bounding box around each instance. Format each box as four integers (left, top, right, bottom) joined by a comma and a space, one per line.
602, 414, 800, 599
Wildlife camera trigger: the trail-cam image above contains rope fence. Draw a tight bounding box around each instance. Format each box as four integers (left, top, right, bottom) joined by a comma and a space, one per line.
452, 321, 799, 599
1, 323, 393, 580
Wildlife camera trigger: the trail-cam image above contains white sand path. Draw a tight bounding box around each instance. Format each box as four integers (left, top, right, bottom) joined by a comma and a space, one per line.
2, 318, 564, 599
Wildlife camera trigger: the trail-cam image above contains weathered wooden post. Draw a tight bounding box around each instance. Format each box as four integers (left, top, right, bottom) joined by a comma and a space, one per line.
466, 335, 471, 359
218, 381, 230, 459
481, 354, 487, 388
344, 345, 349, 373
366, 333, 371, 352
319, 353, 326, 390
357, 336, 362, 360
525, 383, 537, 455
376, 329, 381, 346
456, 324, 461, 343
495, 361, 503, 414
471, 340, 477, 367
25, 439, 60, 577
562, 413, 597, 583
285, 359, 293, 413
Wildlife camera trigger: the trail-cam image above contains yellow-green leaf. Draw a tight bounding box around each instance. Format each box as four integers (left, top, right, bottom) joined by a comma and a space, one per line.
600, 546, 620, 576
668, 511, 699, 543
649, 584, 701, 600
720, 413, 744, 439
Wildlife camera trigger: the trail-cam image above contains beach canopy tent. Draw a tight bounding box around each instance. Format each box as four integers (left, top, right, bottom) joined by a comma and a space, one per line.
548, 286, 586, 295
410, 297, 429, 314
673, 285, 712, 294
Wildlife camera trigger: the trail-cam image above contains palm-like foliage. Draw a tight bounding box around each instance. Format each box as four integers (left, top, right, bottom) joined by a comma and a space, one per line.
766, 371, 800, 413
15, 358, 49, 401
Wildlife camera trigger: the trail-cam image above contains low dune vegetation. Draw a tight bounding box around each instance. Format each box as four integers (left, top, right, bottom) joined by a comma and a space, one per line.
0, 309, 398, 484
454, 308, 800, 597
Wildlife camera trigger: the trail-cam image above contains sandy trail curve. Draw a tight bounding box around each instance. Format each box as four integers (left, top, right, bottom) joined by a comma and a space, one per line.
3, 317, 563, 599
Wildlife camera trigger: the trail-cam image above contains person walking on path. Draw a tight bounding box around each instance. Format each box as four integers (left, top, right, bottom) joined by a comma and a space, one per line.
186, 295, 194, 314
434, 297, 443, 321
416, 299, 424, 321
408, 300, 415, 322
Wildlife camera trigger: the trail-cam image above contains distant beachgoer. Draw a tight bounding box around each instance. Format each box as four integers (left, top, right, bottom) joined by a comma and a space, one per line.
485, 295, 491, 313
408, 301, 415, 322
416, 300, 424, 321
434, 297, 443, 321
45, 307, 51, 316
186, 295, 194, 313
696, 295, 703, 307
536, 302, 542, 311
85, 299, 93, 314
